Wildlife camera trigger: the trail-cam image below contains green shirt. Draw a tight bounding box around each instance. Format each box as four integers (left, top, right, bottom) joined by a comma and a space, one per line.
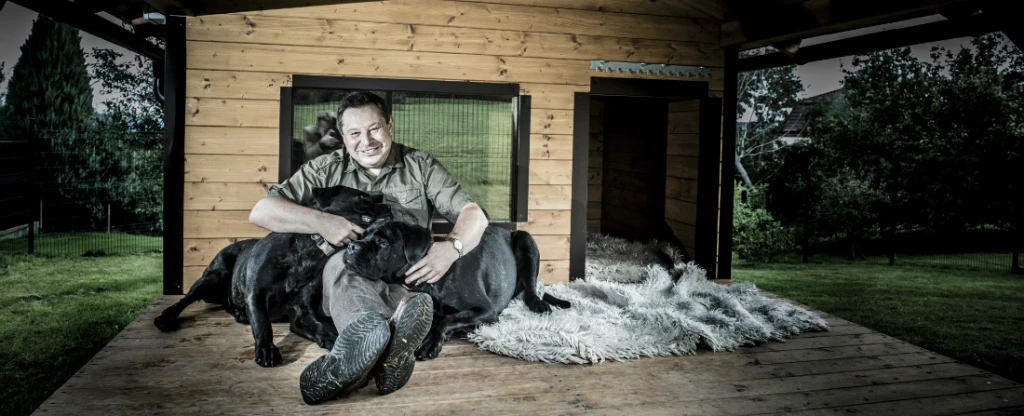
266, 142, 475, 227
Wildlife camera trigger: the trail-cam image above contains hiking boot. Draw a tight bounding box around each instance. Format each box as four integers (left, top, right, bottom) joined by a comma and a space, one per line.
299, 313, 390, 405
373, 293, 433, 394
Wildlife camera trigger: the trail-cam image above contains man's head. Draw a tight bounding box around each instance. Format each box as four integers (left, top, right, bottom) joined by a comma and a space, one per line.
315, 111, 337, 134
337, 92, 394, 170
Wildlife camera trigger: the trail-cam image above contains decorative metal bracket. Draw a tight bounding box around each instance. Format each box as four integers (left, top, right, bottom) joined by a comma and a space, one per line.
589, 60, 712, 78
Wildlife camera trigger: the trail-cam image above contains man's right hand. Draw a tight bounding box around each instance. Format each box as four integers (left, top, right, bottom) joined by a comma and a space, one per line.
320, 214, 364, 246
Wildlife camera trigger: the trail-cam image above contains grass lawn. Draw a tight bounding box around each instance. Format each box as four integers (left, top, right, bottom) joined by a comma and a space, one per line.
733, 257, 1024, 384
0, 251, 162, 416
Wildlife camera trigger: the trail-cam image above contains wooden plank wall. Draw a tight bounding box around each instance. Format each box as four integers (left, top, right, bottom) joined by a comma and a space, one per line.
181, 0, 726, 286
665, 100, 701, 258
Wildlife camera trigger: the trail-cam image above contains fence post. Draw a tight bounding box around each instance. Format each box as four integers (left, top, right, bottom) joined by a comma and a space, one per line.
1013, 250, 1021, 275
107, 203, 111, 234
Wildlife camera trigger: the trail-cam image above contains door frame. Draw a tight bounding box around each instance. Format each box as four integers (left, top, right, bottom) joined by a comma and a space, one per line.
570, 77, 712, 280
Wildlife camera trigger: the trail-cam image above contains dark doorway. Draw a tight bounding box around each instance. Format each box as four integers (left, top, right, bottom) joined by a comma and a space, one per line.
593, 96, 673, 243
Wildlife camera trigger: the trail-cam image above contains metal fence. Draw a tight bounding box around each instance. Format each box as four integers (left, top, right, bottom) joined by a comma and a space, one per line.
292, 90, 514, 220
0, 124, 163, 257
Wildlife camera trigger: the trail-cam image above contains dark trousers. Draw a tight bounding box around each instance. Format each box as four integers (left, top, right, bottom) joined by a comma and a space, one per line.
320, 252, 411, 330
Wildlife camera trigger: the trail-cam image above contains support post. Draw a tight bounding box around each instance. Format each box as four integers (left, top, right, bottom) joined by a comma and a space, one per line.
717, 47, 739, 280
162, 16, 185, 295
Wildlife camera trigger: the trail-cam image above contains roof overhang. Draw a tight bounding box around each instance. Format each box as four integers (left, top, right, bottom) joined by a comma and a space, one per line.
725, 0, 1018, 71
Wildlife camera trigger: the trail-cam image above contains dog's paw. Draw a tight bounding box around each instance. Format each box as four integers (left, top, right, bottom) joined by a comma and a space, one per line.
254, 344, 282, 367
544, 294, 571, 310
415, 332, 444, 361
316, 334, 337, 350
153, 314, 180, 331
525, 297, 552, 314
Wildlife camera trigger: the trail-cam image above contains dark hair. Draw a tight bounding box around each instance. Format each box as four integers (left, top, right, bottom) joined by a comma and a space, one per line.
316, 110, 336, 124
336, 91, 391, 130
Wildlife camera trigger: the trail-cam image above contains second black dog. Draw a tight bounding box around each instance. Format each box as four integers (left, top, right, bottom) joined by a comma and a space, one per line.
344, 220, 570, 360
154, 185, 392, 367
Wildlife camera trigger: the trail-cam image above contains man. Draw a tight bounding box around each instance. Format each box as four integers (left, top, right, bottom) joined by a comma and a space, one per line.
302, 111, 343, 161
249, 92, 489, 404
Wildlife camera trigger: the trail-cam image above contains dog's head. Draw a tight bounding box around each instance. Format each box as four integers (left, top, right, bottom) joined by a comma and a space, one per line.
343, 220, 433, 284
309, 185, 392, 229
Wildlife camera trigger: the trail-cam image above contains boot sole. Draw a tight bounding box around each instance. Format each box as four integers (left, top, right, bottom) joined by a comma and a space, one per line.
374, 293, 433, 394
300, 313, 390, 405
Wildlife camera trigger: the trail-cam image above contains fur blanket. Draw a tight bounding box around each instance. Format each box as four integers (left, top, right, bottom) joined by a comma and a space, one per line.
468, 233, 828, 364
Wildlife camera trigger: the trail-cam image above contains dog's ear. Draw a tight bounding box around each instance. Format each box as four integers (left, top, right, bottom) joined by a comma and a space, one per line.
397, 224, 433, 278
310, 186, 341, 210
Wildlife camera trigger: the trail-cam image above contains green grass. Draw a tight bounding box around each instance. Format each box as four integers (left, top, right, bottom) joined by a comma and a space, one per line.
0, 251, 162, 416
733, 256, 1024, 384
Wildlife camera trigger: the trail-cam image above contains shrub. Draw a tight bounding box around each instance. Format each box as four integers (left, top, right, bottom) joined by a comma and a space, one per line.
733, 183, 796, 262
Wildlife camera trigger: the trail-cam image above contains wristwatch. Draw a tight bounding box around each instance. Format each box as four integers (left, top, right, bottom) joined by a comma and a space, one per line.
446, 237, 463, 259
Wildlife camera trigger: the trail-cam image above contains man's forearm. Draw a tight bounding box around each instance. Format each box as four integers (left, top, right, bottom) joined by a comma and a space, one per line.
249, 195, 331, 235
447, 203, 488, 254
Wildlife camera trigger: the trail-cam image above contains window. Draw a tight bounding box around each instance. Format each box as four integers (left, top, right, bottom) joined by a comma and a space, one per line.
279, 76, 530, 228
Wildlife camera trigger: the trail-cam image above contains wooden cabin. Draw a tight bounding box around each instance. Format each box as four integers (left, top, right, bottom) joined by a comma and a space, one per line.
167, 0, 739, 291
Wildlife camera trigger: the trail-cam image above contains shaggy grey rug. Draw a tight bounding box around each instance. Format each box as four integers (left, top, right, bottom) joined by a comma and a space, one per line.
467, 233, 829, 364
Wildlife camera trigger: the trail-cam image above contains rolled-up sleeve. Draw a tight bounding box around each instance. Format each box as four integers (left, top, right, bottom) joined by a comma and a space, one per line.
423, 157, 475, 224
265, 157, 330, 205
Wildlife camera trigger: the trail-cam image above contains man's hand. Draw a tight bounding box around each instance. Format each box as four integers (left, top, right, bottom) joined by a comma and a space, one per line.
320, 134, 340, 148
405, 241, 459, 285
320, 214, 364, 246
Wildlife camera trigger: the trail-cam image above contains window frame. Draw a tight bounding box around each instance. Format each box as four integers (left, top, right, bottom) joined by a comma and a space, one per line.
279, 76, 530, 232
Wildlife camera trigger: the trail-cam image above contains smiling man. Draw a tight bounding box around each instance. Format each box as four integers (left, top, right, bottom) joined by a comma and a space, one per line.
249, 91, 488, 404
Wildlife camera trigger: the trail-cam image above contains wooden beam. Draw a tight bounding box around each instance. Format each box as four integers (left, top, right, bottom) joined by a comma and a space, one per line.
721, 0, 979, 50
737, 12, 999, 71
10, 0, 164, 62
163, 15, 185, 295
772, 39, 803, 57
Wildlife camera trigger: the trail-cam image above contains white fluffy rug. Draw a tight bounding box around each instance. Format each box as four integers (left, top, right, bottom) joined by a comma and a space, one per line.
467, 233, 829, 364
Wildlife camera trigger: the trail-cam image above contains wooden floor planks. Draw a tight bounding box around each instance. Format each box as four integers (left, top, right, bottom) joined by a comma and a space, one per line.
33, 295, 1023, 415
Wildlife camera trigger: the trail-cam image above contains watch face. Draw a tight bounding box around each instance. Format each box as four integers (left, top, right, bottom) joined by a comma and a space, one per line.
453, 239, 463, 250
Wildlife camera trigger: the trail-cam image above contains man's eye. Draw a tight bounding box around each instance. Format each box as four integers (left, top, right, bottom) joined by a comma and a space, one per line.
369, 127, 379, 133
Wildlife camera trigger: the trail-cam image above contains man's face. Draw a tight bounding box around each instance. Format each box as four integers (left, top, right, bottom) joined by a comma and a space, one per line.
339, 106, 394, 170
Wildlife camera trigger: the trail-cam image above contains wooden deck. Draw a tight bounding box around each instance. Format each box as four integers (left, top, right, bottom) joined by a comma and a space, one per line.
35, 295, 1024, 415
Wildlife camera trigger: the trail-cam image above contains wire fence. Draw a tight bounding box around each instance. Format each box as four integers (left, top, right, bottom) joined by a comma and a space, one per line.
292, 90, 514, 220
0, 123, 163, 257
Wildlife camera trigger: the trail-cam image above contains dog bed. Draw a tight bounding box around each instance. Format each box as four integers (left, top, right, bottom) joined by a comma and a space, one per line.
469, 233, 828, 364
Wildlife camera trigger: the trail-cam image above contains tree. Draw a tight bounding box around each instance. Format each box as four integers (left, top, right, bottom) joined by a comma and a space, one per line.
2, 17, 93, 130
67, 47, 165, 232
735, 49, 804, 187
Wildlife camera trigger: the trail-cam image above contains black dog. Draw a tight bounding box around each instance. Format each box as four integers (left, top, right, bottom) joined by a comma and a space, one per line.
344, 221, 570, 360
154, 186, 392, 367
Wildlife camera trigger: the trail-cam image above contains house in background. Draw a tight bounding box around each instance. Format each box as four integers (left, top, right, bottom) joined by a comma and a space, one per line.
778, 88, 844, 145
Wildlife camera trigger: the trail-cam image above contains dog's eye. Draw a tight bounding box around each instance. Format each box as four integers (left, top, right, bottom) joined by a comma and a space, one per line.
361, 215, 372, 224
377, 239, 388, 248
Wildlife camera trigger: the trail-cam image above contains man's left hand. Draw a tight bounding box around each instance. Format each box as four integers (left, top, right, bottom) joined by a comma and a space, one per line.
405, 241, 459, 285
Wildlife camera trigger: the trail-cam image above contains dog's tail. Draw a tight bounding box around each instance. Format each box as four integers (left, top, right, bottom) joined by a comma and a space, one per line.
510, 231, 570, 313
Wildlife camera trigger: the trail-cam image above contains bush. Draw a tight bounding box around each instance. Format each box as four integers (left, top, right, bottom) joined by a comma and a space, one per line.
733, 183, 796, 262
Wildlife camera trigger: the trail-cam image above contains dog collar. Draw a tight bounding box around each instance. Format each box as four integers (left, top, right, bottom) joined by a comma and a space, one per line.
310, 234, 340, 256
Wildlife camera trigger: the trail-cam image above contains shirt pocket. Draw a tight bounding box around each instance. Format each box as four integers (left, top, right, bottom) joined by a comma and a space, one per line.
383, 187, 427, 224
